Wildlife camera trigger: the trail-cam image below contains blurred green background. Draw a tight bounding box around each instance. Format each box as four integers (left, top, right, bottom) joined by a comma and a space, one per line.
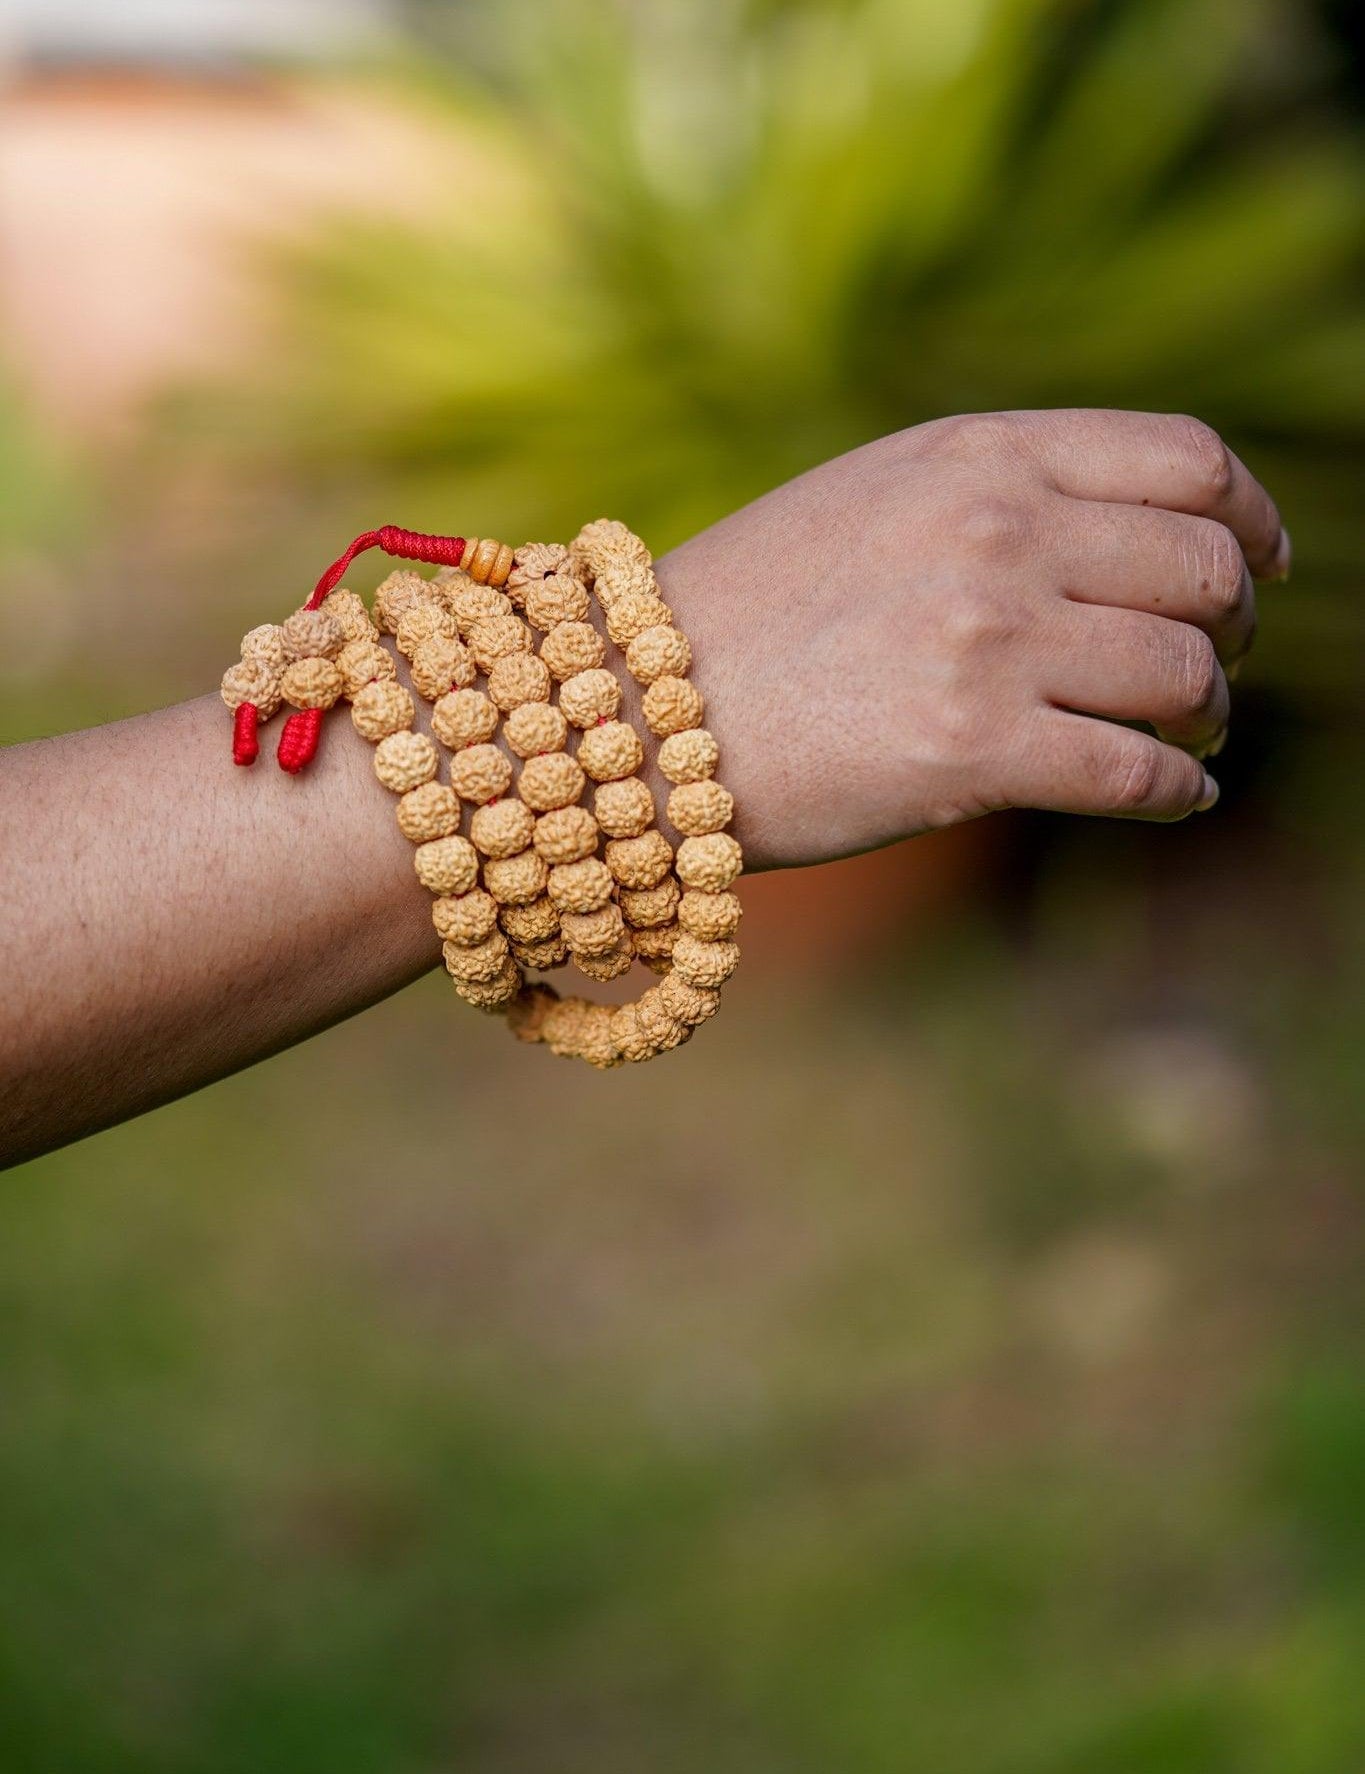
1, 1, 1363, 1769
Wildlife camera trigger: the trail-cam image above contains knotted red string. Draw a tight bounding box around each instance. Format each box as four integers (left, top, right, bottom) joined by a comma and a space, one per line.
232, 525, 468, 769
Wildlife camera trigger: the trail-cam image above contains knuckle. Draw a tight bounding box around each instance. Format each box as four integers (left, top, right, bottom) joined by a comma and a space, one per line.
933, 410, 1018, 461
1108, 743, 1162, 812
1170, 414, 1233, 505
956, 494, 1032, 558
1202, 525, 1247, 615
941, 588, 1021, 655
1176, 630, 1221, 714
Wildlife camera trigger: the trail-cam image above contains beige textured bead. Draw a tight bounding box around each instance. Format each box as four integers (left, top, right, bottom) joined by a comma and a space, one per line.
503, 700, 568, 759
411, 636, 477, 701
396, 602, 457, 657
449, 743, 512, 804
626, 625, 692, 685
524, 572, 590, 630
577, 1003, 626, 1069
605, 830, 673, 890
635, 985, 687, 1046
432, 889, 500, 946
462, 537, 513, 587
614, 1005, 662, 1063
559, 669, 621, 729
397, 781, 461, 843
519, 751, 586, 813
577, 721, 644, 783
470, 798, 535, 858
533, 805, 599, 864
571, 518, 651, 578
336, 637, 396, 698
508, 542, 569, 596
374, 729, 439, 793
605, 594, 672, 648
414, 834, 480, 896
660, 973, 722, 1025
592, 558, 656, 608
632, 922, 679, 973
619, 877, 680, 929
511, 935, 570, 971
677, 889, 742, 942
668, 779, 734, 836
373, 570, 429, 635
351, 679, 415, 740
506, 980, 560, 1042
443, 929, 510, 983
548, 857, 615, 914
540, 997, 595, 1059
448, 583, 511, 633
484, 849, 549, 905
593, 776, 655, 839
488, 650, 553, 711
560, 903, 626, 957
280, 657, 343, 709
241, 623, 287, 673
320, 589, 373, 644
220, 657, 281, 719
467, 614, 531, 672
573, 943, 633, 983
642, 675, 703, 738
540, 621, 604, 682
282, 608, 344, 661
676, 832, 743, 892
454, 957, 523, 1011
500, 896, 560, 943
658, 727, 719, 784
431, 564, 473, 592
672, 932, 740, 988
431, 688, 498, 752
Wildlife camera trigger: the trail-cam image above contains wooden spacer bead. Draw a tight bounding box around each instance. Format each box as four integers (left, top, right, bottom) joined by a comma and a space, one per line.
462, 537, 513, 587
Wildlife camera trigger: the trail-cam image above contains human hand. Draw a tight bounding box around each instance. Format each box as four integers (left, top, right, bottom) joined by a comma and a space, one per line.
655, 409, 1288, 872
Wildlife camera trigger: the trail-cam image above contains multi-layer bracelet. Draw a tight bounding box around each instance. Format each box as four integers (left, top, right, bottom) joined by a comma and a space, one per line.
219, 520, 741, 1068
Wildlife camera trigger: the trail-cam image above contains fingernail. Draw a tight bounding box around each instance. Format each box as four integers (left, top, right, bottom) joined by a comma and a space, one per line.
1206, 726, 1228, 757
1272, 526, 1292, 582
1197, 772, 1219, 811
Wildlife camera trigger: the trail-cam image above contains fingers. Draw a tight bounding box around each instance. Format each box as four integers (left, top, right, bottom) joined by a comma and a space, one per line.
1058, 502, 1256, 666
1042, 603, 1229, 752
1020, 409, 1288, 579
1006, 709, 1218, 822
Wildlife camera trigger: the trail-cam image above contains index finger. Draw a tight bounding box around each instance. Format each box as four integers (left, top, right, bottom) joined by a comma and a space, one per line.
1017, 409, 1290, 581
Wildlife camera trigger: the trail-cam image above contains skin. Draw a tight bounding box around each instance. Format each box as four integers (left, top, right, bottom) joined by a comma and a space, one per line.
0, 409, 1286, 1169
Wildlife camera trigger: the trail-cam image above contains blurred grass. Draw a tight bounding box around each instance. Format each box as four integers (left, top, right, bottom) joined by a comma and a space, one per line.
3, 0, 1365, 1768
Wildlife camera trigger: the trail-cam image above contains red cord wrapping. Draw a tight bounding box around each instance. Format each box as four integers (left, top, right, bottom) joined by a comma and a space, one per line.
231, 525, 468, 768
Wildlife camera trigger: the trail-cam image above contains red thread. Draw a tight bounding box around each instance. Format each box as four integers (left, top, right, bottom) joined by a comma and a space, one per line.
304, 526, 467, 611
277, 706, 325, 773
232, 702, 259, 766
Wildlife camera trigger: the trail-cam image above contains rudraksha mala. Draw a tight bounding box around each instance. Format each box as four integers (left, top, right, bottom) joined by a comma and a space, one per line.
220, 520, 741, 1067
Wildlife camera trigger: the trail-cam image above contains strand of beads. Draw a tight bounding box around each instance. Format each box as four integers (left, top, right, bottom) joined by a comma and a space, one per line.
220, 521, 742, 1067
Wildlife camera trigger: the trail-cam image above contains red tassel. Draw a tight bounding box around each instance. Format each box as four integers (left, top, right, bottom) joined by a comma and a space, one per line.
304, 526, 467, 611
277, 706, 325, 773
232, 702, 260, 766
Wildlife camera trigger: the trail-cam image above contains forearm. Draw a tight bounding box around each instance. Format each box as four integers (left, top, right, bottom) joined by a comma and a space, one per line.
0, 691, 439, 1168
